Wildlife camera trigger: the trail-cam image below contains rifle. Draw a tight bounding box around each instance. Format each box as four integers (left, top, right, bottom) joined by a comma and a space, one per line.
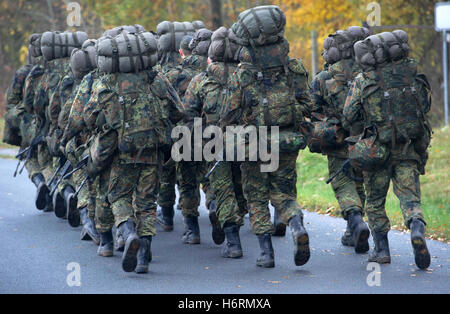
326, 159, 364, 185
204, 160, 222, 179
63, 155, 89, 180
49, 160, 73, 196
73, 175, 89, 199
47, 157, 67, 191
14, 135, 45, 177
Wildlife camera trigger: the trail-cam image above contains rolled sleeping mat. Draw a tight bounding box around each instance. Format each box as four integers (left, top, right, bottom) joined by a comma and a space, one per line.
41, 31, 88, 61
71, 39, 97, 79
208, 27, 242, 63
96, 31, 158, 73
157, 21, 196, 52
189, 28, 213, 57
102, 24, 146, 37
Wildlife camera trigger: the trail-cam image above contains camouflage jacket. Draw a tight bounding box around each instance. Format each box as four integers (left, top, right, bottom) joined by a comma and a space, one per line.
47, 58, 72, 131
58, 75, 82, 133
5, 64, 33, 116
165, 54, 209, 98
88, 69, 184, 164
62, 69, 100, 145
310, 58, 362, 157
183, 61, 237, 127
160, 51, 182, 74
343, 59, 427, 161
222, 57, 312, 130
23, 57, 46, 115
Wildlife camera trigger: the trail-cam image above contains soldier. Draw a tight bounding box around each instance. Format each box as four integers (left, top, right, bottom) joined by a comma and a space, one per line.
223, 6, 312, 268
89, 31, 184, 273
182, 27, 247, 257
343, 30, 432, 269
309, 27, 370, 253
156, 35, 194, 232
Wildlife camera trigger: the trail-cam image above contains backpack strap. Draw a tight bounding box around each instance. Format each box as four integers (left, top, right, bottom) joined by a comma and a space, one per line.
169, 22, 176, 52
377, 68, 397, 149
122, 32, 137, 73
110, 38, 120, 73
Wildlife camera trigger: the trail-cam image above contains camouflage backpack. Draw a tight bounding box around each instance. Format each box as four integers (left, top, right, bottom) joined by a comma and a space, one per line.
236, 38, 308, 153
98, 69, 175, 161
360, 58, 431, 151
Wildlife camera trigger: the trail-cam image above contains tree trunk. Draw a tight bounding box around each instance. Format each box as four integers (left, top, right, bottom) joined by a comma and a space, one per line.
210, 0, 223, 29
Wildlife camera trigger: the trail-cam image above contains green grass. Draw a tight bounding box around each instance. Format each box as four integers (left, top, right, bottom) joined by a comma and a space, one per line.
0, 117, 16, 149
297, 127, 450, 242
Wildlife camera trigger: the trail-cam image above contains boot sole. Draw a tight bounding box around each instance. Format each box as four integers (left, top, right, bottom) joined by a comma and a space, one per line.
411, 236, 431, 270
135, 265, 149, 274
368, 256, 391, 264
209, 211, 225, 245
222, 251, 243, 259
294, 232, 310, 266
256, 261, 275, 268
122, 236, 140, 272
67, 195, 80, 228
354, 224, 370, 254
157, 217, 174, 231
36, 184, 50, 210
53, 192, 66, 218
341, 235, 355, 247
98, 250, 114, 257
273, 223, 286, 237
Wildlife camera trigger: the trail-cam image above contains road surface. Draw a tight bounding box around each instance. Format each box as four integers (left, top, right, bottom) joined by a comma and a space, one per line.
0, 158, 448, 294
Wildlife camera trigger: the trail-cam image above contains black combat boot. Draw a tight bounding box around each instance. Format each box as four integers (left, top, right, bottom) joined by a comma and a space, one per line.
97, 230, 114, 257
209, 200, 225, 245
63, 185, 79, 227
272, 209, 286, 237
222, 223, 243, 258
256, 234, 275, 268
347, 210, 370, 254
118, 219, 140, 272
80, 208, 100, 245
32, 173, 50, 210
410, 218, 431, 270
341, 221, 354, 247
182, 215, 200, 244
289, 215, 310, 266
53, 189, 66, 218
368, 232, 391, 264
136, 236, 152, 274
157, 206, 174, 231
114, 228, 125, 252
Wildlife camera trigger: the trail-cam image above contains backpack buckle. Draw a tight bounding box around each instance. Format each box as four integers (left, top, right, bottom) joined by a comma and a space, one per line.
384, 91, 390, 99
263, 98, 269, 105
411, 86, 417, 94
118, 96, 124, 104
257, 72, 263, 81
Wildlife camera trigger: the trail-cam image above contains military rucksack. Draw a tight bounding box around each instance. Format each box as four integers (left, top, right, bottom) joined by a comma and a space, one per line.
99, 70, 174, 161
360, 59, 431, 150
235, 39, 308, 153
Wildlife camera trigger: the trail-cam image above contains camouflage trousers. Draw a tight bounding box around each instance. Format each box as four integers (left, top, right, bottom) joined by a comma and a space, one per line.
241, 153, 303, 235
176, 160, 215, 217
210, 161, 247, 228
108, 155, 161, 237
328, 156, 365, 220
17, 114, 41, 180
93, 167, 114, 233
37, 143, 54, 182
363, 160, 425, 235
157, 162, 176, 209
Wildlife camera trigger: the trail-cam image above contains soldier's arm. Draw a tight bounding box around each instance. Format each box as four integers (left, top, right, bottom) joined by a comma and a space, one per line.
220, 70, 243, 127
309, 71, 331, 118
342, 78, 363, 131
182, 73, 204, 124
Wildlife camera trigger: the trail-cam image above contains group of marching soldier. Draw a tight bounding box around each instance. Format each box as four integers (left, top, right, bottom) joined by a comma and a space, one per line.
2, 5, 432, 274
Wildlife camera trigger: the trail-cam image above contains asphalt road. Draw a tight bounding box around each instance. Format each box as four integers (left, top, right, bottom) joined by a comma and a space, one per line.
0, 158, 449, 294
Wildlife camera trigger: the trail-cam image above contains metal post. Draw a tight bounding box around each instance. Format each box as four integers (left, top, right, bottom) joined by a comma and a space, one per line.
444, 30, 449, 126
311, 30, 318, 76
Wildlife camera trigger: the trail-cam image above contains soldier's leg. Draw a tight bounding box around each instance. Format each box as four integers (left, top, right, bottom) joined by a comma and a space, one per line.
80, 179, 100, 245
133, 163, 160, 274
364, 168, 391, 264
392, 160, 430, 269
231, 162, 248, 221
241, 161, 274, 267
108, 160, 140, 272
269, 153, 310, 266
328, 156, 369, 252
33, 143, 52, 211
95, 167, 115, 256
210, 161, 243, 257
156, 162, 176, 231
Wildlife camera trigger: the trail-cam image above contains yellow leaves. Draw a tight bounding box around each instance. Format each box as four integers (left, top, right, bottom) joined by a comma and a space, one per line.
19, 45, 28, 64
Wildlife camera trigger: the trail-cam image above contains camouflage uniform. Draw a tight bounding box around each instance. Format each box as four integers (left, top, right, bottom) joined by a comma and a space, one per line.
22, 57, 46, 180
343, 58, 428, 235
182, 61, 247, 227
92, 70, 184, 237
223, 49, 312, 235
309, 59, 366, 220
